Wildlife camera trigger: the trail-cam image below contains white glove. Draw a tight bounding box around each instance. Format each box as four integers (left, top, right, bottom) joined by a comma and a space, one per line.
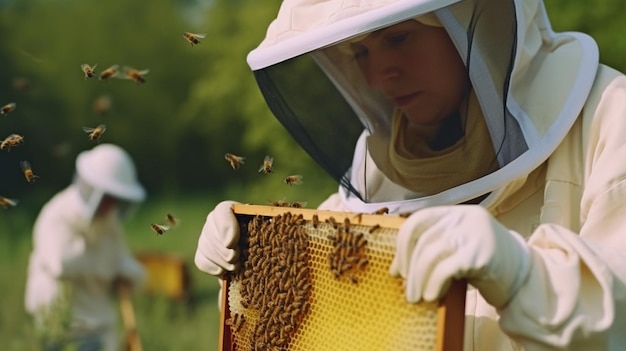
390, 205, 532, 309
194, 201, 241, 277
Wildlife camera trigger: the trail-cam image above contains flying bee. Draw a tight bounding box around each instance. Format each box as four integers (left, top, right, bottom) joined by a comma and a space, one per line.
20, 160, 39, 182
258, 155, 274, 174
165, 213, 180, 227
122, 66, 149, 84
99, 65, 119, 81
80, 63, 97, 79
183, 32, 206, 47
1, 102, 16, 115
1, 134, 24, 152
282, 174, 303, 186
0, 196, 18, 209
150, 223, 171, 235
12, 77, 31, 92
82, 124, 106, 142
92, 95, 112, 116
224, 153, 245, 170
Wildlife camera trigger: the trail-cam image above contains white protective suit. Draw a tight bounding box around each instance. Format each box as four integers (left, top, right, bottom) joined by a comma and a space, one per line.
241, 0, 626, 349
25, 144, 146, 351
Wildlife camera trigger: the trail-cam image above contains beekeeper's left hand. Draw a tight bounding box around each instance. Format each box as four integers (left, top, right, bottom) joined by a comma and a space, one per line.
390, 205, 532, 309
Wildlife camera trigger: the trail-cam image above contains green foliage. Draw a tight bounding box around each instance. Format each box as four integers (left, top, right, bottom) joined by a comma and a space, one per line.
545, 0, 626, 72
34, 282, 75, 350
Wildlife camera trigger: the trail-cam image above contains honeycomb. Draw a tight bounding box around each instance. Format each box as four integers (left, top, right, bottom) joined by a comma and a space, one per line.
223, 205, 465, 351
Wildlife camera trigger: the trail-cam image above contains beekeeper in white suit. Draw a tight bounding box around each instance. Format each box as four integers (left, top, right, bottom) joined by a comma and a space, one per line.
25, 143, 146, 351
195, 0, 626, 349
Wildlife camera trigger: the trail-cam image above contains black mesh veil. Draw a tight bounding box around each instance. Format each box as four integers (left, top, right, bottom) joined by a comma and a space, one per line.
252, 0, 526, 204
253, 57, 368, 200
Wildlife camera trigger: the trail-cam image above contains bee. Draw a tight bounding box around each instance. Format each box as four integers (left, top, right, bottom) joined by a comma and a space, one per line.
343, 217, 351, 232
0, 196, 18, 209
165, 213, 180, 227
326, 216, 338, 229
258, 155, 274, 174
12, 77, 31, 92
1, 102, 16, 115
150, 223, 171, 235
312, 214, 319, 228
80, 63, 97, 79
224, 153, 245, 170
368, 224, 381, 234
289, 201, 307, 208
20, 160, 39, 182
268, 198, 289, 207
1, 134, 24, 152
99, 65, 119, 81
82, 124, 107, 142
122, 66, 149, 84
373, 207, 389, 215
355, 233, 368, 250
183, 32, 206, 47
92, 95, 112, 116
356, 257, 369, 270
282, 174, 303, 186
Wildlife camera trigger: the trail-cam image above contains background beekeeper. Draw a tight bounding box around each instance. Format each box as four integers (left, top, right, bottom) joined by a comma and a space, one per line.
25, 143, 147, 351
195, 0, 626, 349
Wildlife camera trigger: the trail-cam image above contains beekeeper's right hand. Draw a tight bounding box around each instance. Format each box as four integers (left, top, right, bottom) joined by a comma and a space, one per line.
194, 201, 241, 277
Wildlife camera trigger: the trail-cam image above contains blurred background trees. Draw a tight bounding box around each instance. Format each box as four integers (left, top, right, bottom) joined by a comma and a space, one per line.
0, 0, 625, 212
0, 0, 339, 214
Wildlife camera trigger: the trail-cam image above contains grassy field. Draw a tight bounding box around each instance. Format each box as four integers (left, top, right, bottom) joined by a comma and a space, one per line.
0, 192, 225, 351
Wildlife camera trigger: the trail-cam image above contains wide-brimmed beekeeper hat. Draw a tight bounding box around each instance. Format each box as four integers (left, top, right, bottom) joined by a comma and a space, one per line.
75, 143, 146, 220
247, 0, 598, 213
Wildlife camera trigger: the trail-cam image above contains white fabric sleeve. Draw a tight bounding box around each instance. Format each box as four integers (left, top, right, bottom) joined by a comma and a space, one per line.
32, 219, 96, 279
497, 69, 626, 349
316, 192, 350, 211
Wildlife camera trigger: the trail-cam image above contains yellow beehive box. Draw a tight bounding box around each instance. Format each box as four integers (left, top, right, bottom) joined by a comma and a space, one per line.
135, 252, 191, 301
220, 204, 466, 351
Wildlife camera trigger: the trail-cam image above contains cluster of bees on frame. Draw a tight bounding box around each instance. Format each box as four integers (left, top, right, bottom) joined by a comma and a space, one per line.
322, 215, 372, 285
229, 212, 313, 350
227, 208, 391, 349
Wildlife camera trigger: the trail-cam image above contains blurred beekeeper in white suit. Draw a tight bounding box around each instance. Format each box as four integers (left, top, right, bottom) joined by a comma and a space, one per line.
25, 143, 147, 351
195, 0, 626, 349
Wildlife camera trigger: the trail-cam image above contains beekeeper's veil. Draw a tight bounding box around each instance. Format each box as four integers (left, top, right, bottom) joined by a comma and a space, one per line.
247, 0, 598, 213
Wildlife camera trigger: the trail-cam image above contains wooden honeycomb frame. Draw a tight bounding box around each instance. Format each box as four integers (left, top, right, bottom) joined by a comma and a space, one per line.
219, 204, 466, 351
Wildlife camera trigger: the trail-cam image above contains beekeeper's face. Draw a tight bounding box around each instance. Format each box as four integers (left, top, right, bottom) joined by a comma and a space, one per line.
350, 20, 468, 126
95, 194, 117, 218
